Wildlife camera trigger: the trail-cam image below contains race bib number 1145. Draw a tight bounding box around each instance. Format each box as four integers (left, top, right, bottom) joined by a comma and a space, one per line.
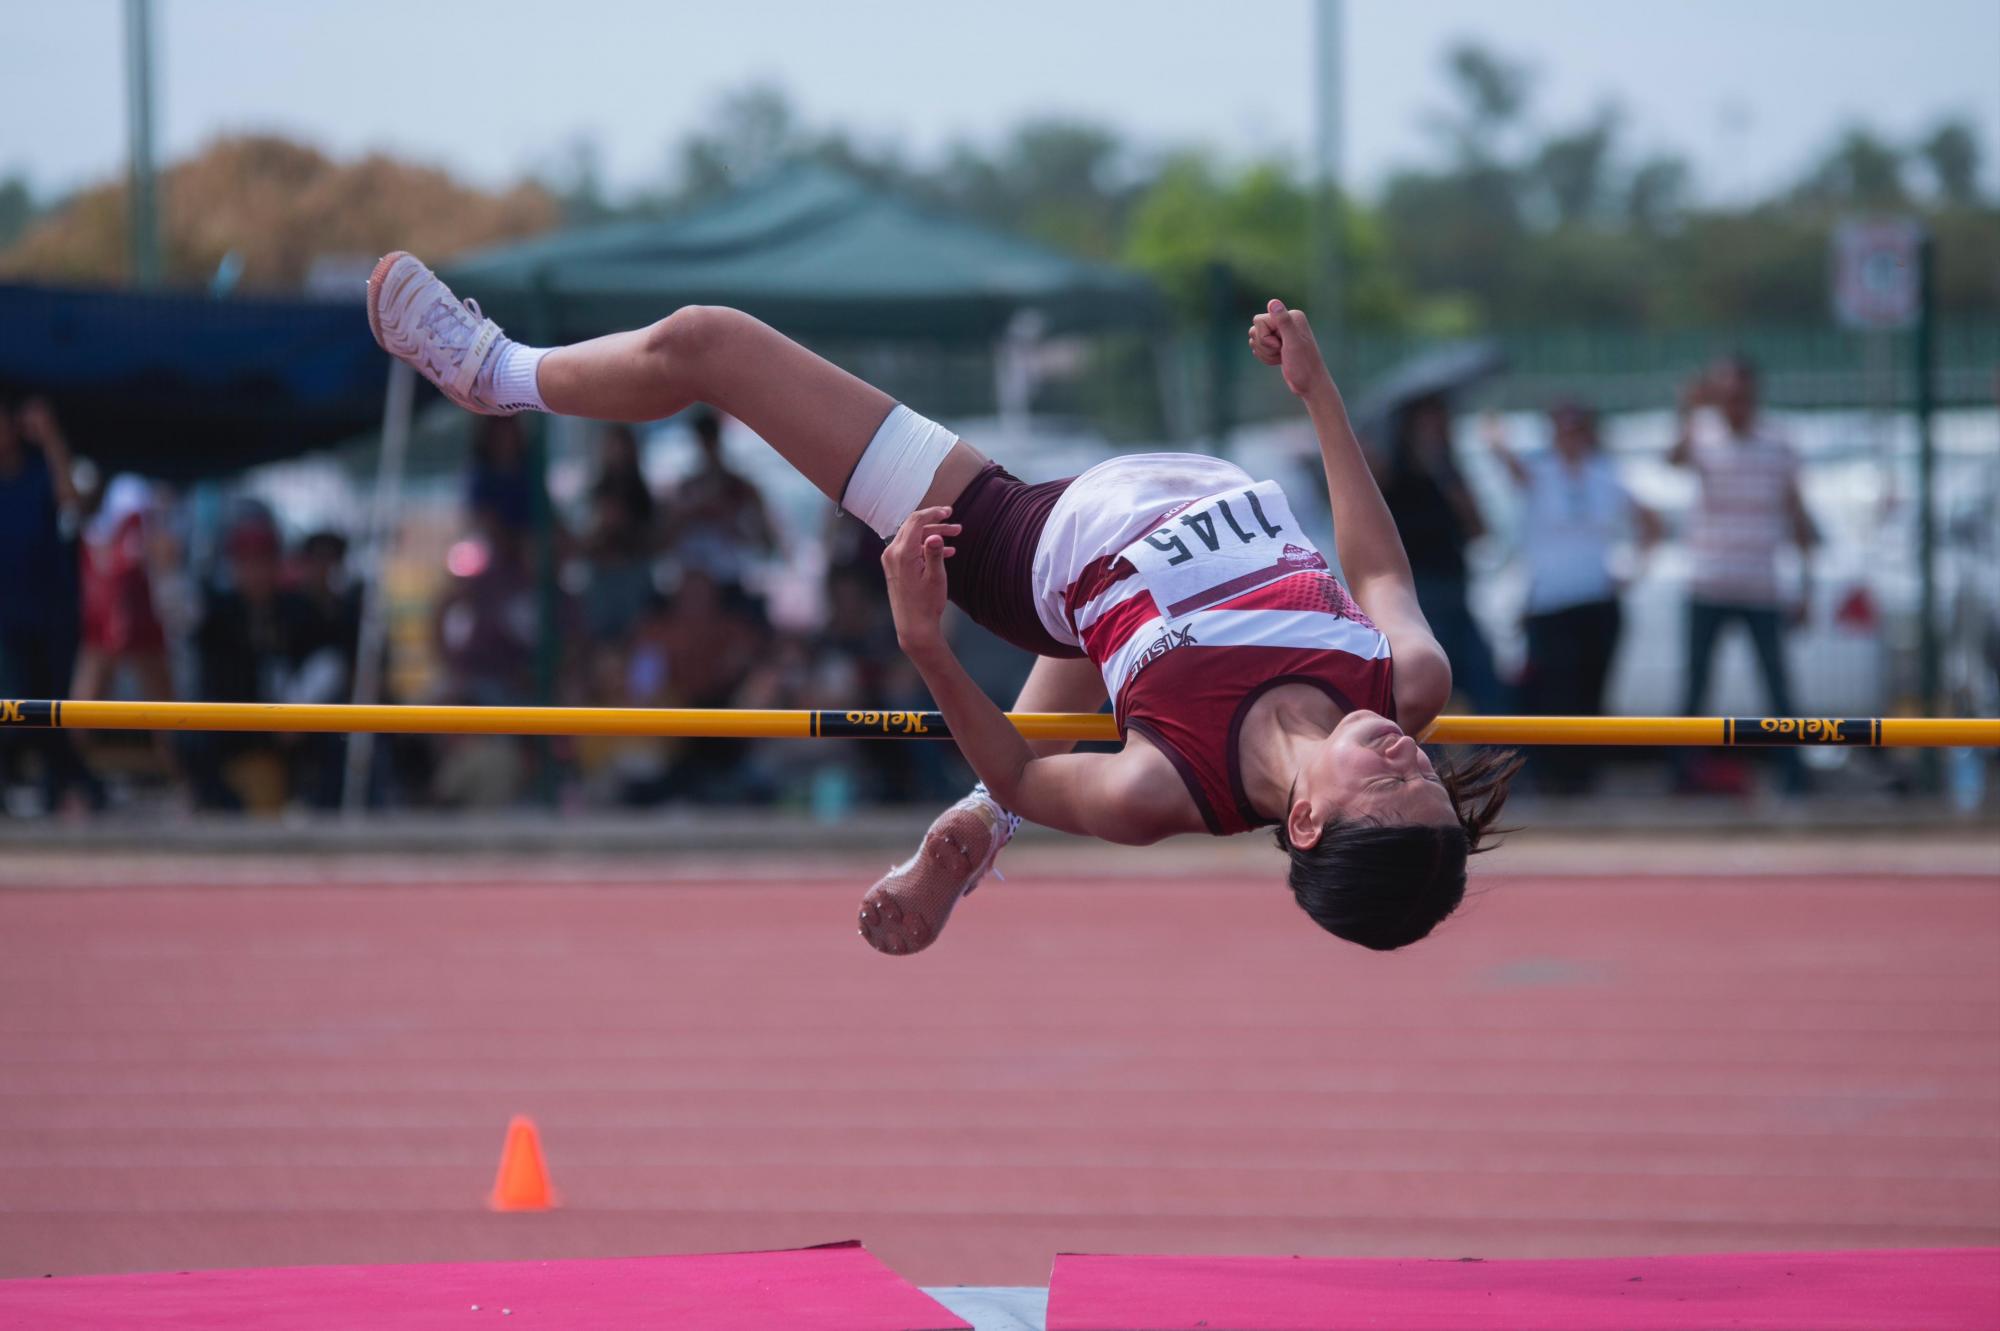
1122, 481, 1328, 624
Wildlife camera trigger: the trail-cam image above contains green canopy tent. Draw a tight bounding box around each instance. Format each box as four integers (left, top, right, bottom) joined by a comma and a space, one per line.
439, 163, 1165, 346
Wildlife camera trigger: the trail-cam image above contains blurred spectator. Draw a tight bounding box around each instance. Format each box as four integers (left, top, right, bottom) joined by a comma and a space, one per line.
665, 408, 777, 586
644, 569, 775, 803
436, 416, 580, 805
817, 509, 899, 677
466, 415, 546, 539
577, 586, 676, 803
577, 426, 659, 646
429, 505, 563, 807
433, 511, 540, 709
815, 508, 980, 804
566, 428, 666, 803
179, 510, 309, 811
1487, 404, 1663, 793
0, 396, 104, 813
73, 473, 176, 705
285, 530, 362, 808
1670, 356, 1819, 794
592, 424, 656, 538
1374, 394, 1502, 712
659, 570, 764, 711
291, 532, 362, 675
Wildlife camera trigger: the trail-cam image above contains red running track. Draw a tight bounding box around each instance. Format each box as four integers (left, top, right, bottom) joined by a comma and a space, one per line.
0, 860, 1995, 1286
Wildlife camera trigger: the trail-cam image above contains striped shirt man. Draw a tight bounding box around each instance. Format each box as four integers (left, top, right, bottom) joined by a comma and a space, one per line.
1684, 417, 1804, 607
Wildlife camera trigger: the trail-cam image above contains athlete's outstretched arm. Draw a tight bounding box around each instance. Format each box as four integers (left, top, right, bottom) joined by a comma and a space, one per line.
1248, 300, 1451, 723
879, 507, 1173, 845
1247, 301, 1411, 598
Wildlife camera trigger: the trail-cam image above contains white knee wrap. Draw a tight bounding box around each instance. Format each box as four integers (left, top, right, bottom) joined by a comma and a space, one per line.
842, 405, 960, 540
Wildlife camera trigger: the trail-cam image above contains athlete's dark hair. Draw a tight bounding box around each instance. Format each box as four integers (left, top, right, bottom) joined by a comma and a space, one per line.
1275, 748, 1523, 951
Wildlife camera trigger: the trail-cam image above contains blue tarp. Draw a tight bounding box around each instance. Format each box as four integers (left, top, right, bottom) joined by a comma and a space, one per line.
0, 282, 391, 482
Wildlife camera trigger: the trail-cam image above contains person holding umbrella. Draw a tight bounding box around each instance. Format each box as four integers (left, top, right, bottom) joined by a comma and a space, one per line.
1352, 345, 1507, 716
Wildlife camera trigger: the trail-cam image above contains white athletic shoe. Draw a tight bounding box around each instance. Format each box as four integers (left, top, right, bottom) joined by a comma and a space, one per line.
857, 787, 1021, 956
366, 251, 524, 415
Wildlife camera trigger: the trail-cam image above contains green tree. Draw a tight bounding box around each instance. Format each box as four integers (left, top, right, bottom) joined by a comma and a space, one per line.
1529, 106, 1621, 226
1122, 153, 1405, 330
546, 69, 2000, 336
1655, 209, 1829, 325
0, 175, 35, 250
1429, 41, 1533, 166
1625, 154, 1691, 234
673, 84, 810, 201
1918, 119, 1982, 206
1795, 126, 1907, 208
1379, 40, 1538, 325
932, 120, 1132, 259
545, 135, 615, 226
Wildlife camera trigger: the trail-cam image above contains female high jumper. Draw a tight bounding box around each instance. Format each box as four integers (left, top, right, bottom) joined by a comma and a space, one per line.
367, 253, 1518, 956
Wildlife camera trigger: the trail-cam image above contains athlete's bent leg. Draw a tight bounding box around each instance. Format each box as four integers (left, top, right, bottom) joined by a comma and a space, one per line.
857, 656, 1107, 956
538, 308, 990, 505
367, 251, 985, 517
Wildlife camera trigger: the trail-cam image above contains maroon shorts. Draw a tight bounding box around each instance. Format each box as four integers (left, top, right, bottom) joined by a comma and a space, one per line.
944, 462, 1083, 659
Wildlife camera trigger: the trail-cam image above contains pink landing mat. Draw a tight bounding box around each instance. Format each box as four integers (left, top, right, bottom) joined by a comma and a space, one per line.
1046, 1248, 2000, 1331
0, 1241, 969, 1331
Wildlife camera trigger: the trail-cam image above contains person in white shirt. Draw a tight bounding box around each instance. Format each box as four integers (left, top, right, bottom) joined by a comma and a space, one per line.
1487, 403, 1661, 792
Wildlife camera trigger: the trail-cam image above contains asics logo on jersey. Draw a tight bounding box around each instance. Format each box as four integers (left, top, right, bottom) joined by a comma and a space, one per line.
1127, 626, 1198, 683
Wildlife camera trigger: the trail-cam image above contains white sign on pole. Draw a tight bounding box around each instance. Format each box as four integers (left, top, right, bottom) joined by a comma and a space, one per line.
1832, 219, 1923, 331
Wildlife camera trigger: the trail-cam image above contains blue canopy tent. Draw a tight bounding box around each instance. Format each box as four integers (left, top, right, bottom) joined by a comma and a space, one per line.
0, 282, 390, 484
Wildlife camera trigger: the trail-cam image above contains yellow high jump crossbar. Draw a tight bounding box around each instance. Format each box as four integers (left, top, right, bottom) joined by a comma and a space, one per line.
2, 700, 1997, 748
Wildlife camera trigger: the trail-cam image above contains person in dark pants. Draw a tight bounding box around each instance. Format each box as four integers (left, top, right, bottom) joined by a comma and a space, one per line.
1487, 404, 1661, 792
0, 397, 104, 814
1670, 358, 1819, 794
1374, 394, 1502, 713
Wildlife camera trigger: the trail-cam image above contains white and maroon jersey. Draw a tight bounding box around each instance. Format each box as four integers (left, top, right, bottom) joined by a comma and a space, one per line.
1029, 454, 1395, 836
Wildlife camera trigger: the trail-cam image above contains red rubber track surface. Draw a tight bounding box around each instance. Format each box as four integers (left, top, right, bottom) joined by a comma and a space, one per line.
1, 866, 1996, 1287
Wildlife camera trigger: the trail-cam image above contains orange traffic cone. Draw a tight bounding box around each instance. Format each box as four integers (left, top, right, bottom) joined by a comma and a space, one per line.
487, 1115, 558, 1212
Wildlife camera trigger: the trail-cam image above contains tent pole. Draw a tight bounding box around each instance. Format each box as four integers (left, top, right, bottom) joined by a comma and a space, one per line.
341, 360, 416, 815
527, 279, 562, 806
1311, 0, 1344, 356
123, 0, 162, 288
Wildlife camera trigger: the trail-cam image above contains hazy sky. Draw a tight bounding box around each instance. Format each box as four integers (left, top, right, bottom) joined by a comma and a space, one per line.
5, 0, 1997, 203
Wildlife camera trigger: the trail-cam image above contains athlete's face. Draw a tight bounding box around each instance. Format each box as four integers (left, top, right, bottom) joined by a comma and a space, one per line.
1285, 710, 1454, 849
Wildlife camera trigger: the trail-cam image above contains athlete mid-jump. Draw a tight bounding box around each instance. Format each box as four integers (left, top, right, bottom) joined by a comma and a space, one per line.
367, 253, 1518, 956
